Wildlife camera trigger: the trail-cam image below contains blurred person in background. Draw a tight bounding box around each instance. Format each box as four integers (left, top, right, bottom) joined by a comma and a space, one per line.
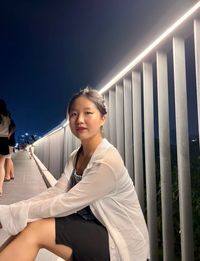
0, 99, 11, 196
4, 116, 16, 181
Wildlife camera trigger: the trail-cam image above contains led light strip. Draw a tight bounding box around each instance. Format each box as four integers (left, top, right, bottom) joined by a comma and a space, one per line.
99, 1, 200, 94
44, 1, 200, 136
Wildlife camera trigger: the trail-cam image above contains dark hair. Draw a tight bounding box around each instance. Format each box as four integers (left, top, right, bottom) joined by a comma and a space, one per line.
67, 87, 107, 116
0, 99, 9, 116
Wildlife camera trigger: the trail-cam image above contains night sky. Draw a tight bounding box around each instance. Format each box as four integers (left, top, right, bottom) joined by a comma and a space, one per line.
0, 0, 195, 139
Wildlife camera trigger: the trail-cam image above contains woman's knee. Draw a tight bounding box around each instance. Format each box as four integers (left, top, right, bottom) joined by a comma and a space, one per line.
19, 219, 73, 260
26, 219, 55, 248
19, 219, 50, 248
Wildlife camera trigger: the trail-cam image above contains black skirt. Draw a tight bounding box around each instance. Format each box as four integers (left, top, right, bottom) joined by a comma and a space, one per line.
55, 213, 110, 261
0, 137, 9, 155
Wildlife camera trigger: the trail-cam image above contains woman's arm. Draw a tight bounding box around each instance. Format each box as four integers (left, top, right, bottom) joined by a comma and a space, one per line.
0, 156, 74, 235
29, 161, 117, 218
0, 161, 117, 235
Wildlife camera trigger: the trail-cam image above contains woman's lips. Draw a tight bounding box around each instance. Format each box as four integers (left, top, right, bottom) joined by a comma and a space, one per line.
76, 127, 87, 132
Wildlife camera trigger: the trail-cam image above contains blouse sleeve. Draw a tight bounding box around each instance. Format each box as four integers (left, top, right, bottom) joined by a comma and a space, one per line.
0, 160, 117, 235
0, 155, 74, 235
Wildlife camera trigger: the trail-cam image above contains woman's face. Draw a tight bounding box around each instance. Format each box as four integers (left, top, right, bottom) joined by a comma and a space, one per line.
69, 96, 106, 142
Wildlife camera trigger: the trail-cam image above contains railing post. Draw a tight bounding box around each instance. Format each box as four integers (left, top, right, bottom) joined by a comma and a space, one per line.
63, 126, 68, 168
132, 71, 144, 210
109, 88, 117, 147
123, 78, 134, 179
103, 93, 110, 140
194, 19, 200, 148
116, 84, 125, 160
143, 62, 158, 261
173, 37, 194, 261
156, 51, 174, 261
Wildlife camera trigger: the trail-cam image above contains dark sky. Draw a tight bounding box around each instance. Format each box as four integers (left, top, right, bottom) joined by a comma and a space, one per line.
0, 0, 194, 138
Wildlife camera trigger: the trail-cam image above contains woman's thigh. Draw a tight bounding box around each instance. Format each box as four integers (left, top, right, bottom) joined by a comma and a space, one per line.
25, 218, 73, 260
55, 214, 110, 261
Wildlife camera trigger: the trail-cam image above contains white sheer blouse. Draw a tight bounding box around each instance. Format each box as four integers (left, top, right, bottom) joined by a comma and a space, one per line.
0, 138, 149, 261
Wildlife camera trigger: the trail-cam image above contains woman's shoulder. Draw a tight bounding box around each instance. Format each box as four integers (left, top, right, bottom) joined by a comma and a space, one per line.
92, 139, 124, 168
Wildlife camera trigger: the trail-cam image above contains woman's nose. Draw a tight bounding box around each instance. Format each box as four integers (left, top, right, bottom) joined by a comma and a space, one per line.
76, 113, 84, 123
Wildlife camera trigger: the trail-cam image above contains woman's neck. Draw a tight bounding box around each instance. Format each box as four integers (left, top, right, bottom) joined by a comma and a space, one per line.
81, 136, 103, 157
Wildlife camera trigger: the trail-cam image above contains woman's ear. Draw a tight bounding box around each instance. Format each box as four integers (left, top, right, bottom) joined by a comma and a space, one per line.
101, 114, 107, 126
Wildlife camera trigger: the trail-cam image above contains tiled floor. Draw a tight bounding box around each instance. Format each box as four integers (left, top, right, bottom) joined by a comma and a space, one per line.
0, 150, 59, 261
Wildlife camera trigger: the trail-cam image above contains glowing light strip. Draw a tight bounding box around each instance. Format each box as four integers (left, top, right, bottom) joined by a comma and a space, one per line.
41, 1, 200, 139
99, 1, 200, 94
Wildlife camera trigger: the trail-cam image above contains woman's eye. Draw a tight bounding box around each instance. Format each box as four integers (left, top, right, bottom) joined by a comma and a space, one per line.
86, 111, 93, 115
70, 112, 77, 117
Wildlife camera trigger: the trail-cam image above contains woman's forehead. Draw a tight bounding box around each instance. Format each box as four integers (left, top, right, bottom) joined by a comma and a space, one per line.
71, 96, 96, 109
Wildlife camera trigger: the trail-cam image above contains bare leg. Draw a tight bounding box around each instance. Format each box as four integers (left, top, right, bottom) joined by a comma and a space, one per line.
10, 159, 14, 179
0, 218, 73, 261
4, 158, 11, 180
5, 158, 14, 180
0, 156, 6, 194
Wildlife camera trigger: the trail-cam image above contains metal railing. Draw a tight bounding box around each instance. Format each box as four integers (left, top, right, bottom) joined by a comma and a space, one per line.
34, 2, 200, 260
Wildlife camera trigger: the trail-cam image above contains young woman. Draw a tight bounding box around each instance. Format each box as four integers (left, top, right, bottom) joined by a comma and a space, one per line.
0, 99, 11, 196
0, 88, 149, 261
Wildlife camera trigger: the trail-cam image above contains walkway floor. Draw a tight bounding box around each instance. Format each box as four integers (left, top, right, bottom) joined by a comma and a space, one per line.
0, 150, 60, 261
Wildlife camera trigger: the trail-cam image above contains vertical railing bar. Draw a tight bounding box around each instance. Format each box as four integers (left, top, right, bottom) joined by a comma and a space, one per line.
67, 128, 73, 159
103, 93, 110, 140
194, 19, 200, 148
46, 138, 50, 170
172, 37, 194, 261
63, 126, 69, 168
43, 137, 49, 170
123, 78, 134, 179
46, 139, 49, 171
49, 135, 53, 174
132, 71, 144, 210
143, 62, 158, 261
59, 129, 64, 174
116, 84, 125, 160
109, 88, 117, 147
43, 139, 47, 167
156, 51, 174, 261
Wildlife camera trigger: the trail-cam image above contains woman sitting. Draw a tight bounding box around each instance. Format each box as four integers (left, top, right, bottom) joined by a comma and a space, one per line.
0, 88, 149, 261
